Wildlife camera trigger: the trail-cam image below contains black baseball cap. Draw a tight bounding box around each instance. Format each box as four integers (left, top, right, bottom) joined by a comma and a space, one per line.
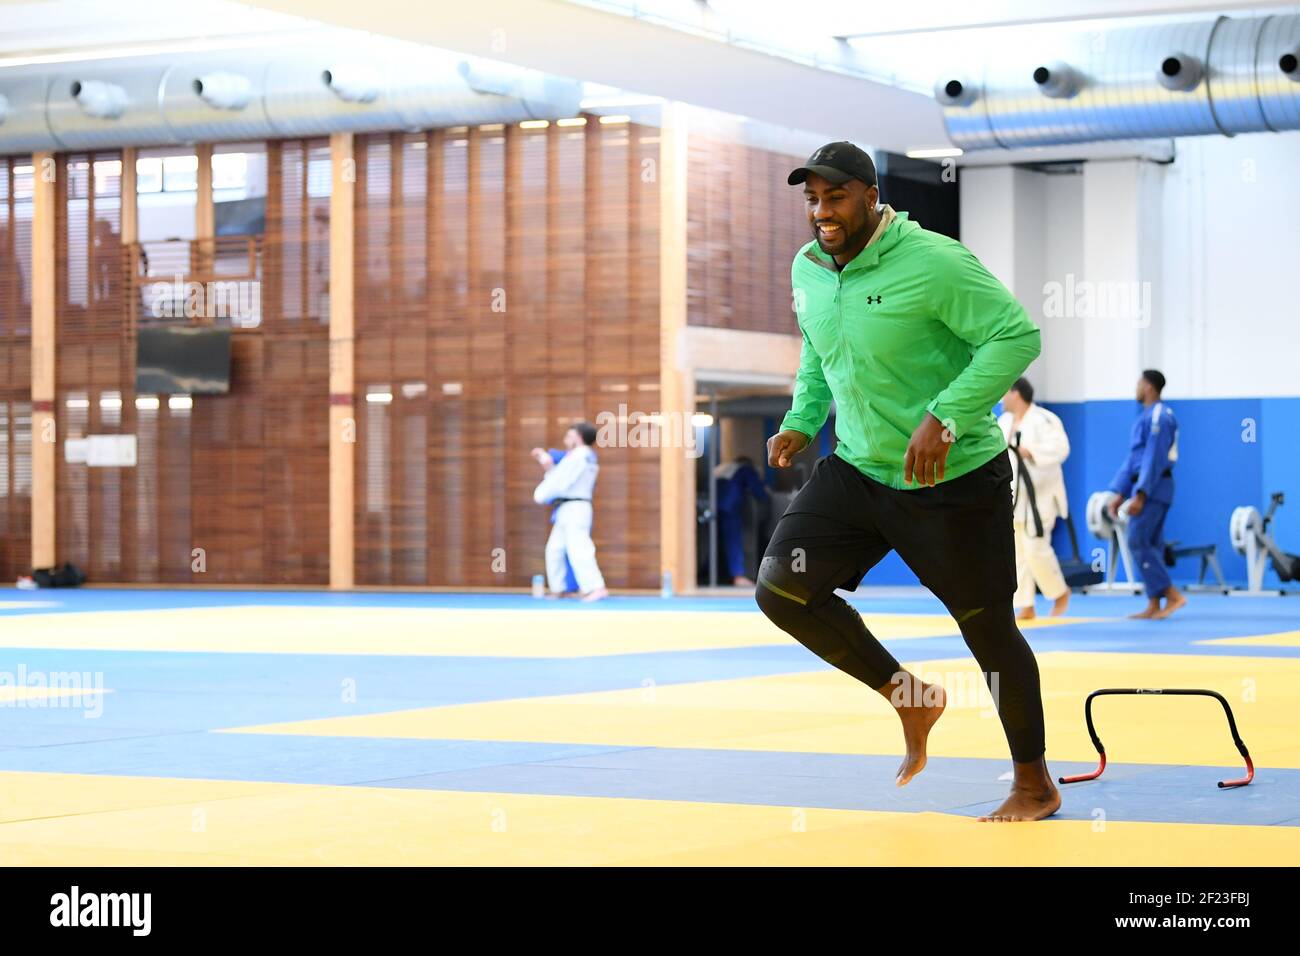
787, 141, 878, 187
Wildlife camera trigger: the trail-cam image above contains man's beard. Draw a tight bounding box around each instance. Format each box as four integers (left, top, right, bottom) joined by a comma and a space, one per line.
812, 216, 871, 256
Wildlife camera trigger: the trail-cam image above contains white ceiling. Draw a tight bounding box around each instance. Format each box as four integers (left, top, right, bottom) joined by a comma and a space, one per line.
2, 0, 1297, 156
706, 0, 1298, 37
0, 0, 326, 60
198, 0, 955, 152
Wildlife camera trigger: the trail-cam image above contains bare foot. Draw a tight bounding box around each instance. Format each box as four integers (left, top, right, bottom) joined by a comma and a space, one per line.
580, 587, 609, 603
1050, 591, 1070, 616
1129, 600, 1160, 619
980, 757, 1061, 822
878, 673, 946, 787
979, 786, 1062, 822
733, 576, 755, 587
1016, 606, 1037, 621
1152, 587, 1187, 620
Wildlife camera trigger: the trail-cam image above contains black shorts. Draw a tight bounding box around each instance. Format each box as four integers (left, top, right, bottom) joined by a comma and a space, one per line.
762, 451, 1016, 610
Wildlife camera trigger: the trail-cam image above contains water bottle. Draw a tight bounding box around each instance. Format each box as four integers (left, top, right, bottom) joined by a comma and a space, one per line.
661, 570, 673, 599
531, 574, 545, 599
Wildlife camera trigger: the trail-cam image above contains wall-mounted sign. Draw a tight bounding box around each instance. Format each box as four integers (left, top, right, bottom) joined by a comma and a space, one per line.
64, 435, 137, 467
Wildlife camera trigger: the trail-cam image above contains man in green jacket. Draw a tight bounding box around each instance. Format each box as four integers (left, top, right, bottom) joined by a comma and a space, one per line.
757, 142, 1060, 822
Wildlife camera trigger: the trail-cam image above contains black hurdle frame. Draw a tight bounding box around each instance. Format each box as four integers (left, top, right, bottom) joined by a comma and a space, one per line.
1058, 688, 1254, 789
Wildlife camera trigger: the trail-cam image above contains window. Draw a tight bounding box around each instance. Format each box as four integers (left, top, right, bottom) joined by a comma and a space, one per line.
136, 157, 162, 194
162, 155, 198, 193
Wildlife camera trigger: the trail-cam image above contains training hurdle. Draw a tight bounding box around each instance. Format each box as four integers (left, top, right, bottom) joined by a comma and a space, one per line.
1058, 688, 1254, 789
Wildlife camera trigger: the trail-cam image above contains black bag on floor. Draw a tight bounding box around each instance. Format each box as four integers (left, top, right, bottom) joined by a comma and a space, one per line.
1057, 513, 1103, 589
32, 562, 86, 588
1013, 440, 1101, 590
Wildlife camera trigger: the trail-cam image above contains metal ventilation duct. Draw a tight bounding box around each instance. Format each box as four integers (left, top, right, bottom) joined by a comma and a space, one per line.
0, 38, 584, 154
936, 13, 1300, 149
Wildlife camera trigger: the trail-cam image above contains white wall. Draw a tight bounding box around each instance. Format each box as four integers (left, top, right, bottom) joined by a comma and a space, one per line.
137, 192, 197, 243
960, 165, 1053, 397
960, 167, 1018, 282
1012, 169, 1046, 386
1039, 170, 1084, 401
1080, 158, 1165, 401
1159, 130, 1300, 399
960, 129, 1300, 403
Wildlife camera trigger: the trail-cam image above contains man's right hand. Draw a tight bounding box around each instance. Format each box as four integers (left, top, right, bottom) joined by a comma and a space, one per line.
767, 430, 810, 468
1107, 493, 1123, 518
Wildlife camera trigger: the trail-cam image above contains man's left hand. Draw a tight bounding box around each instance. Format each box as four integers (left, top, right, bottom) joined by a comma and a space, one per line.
904, 412, 954, 487
1125, 491, 1146, 517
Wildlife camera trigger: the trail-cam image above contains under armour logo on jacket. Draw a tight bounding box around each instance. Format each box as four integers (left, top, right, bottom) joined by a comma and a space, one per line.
865, 295, 883, 305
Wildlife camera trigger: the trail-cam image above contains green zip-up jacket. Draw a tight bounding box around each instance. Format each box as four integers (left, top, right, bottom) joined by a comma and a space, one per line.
781, 208, 1040, 490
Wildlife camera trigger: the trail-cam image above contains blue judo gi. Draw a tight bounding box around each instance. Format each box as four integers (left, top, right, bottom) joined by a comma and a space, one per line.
1108, 402, 1179, 597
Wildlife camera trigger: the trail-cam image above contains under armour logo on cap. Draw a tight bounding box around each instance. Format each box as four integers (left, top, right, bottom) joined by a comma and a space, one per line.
788, 141, 878, 187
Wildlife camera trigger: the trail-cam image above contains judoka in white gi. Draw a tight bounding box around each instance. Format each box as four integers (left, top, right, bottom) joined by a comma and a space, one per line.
998, 378, 1072, 620
531, 422, 608, 603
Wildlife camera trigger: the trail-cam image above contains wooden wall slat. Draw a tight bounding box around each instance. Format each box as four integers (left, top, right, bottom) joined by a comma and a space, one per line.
55, 151, 126, 580
20, 125, 801, 589
48, 141, 328, 584
0, 157, 34, 581
685, 135, 806, 334
353, 118, 662, 588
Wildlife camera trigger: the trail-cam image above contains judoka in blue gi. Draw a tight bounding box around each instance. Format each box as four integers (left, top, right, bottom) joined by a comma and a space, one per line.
712, 456, 768, 586
1107, 369, 1187, 619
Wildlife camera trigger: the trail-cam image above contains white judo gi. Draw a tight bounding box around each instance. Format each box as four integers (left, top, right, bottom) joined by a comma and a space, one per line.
998, 403, 1071, 610
533, 445, 606, 595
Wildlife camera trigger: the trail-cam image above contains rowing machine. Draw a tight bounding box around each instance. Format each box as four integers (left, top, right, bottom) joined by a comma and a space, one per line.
1083, 491, 1144, 594
1229, 492, 1300, 596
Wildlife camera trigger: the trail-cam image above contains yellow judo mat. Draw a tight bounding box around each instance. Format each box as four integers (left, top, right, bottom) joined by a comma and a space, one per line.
0, 590, 1296, 865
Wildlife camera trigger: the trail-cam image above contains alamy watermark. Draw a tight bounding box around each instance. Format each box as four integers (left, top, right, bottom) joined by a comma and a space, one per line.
50, 886, 150, 936
889, 669, 1000, 720
594, 404, 705, 458
1043, 275, 1152, 328
0, 666, 105, 718
147, 274, 260, 327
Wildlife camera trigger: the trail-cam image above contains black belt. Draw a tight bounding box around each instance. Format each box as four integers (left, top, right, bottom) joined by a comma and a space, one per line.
1131, 468, 1173, 482
552, 498, 591, 505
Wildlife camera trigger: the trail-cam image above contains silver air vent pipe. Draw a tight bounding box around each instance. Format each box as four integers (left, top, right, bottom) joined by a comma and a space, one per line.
936, 13, 1300, 148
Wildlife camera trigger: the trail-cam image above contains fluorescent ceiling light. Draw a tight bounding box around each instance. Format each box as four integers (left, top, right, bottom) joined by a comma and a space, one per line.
906, 147, 963, 159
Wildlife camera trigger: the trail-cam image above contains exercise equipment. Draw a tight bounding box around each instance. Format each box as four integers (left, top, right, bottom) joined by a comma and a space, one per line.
1230, 492, 1300, 595
1163, 540, 1228, 593
1059, 512, 1104, 589
1058, 688, 1254, 789
1012, 437, 1101, 589
1083, 491, 1143, 594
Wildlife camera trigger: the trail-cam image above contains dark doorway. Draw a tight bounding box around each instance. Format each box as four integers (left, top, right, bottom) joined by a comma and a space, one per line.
877, 152, 960, 240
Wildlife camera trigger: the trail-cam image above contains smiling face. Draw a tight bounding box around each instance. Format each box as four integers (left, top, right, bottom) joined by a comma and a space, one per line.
802, 172, 878, 264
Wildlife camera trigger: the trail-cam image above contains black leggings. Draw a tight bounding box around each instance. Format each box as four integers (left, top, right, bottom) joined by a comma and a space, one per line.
752, 453, 1046, 764
756, 566, 1045, 762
